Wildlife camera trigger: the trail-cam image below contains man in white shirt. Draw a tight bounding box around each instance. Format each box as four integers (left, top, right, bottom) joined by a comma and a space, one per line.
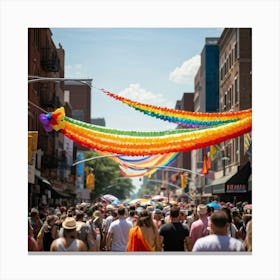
192, 210, 245, 252
106, 207, 132, 251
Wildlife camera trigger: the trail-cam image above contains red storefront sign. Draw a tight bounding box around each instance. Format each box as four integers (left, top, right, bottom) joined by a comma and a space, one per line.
226, 184, 247, 193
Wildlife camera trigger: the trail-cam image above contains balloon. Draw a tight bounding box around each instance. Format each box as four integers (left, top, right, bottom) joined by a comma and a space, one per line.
46, 112, 52, 120
39, 114, 49, 125
44, 123, 53, 132
39, 113, 53, 132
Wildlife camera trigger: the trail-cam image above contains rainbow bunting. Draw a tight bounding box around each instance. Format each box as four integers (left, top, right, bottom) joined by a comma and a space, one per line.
39, 106, 252, 156
97, 151, 179, 177
99, 88, 252, 128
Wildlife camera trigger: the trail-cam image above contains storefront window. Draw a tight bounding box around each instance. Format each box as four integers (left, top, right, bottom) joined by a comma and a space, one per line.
235, 138, 239, 162
234, 75, 239, 104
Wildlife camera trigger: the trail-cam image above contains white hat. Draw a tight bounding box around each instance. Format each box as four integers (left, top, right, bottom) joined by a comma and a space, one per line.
197, 204, 207, 215
106, 205, 114, 210
62, 217, 77, 230
180, 209, 188, 216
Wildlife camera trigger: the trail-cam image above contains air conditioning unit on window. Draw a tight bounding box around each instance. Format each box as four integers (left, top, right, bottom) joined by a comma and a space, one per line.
44, 64, 59, 72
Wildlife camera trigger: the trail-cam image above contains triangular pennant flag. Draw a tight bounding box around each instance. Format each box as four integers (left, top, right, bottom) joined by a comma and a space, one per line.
201, 153, 209, 175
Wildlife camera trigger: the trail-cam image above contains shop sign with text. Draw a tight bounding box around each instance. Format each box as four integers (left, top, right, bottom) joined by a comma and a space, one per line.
226, 184, 247, 193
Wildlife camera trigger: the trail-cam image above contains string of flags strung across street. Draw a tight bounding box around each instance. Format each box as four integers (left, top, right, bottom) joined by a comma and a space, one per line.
99, 88, 252, 128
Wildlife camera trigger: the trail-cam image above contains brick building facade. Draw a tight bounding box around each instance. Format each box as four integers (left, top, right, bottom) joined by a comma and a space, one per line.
28, 28, 75, 207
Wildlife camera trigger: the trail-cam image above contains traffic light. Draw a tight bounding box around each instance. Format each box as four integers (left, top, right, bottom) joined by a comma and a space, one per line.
28, 131, 38, 164
180, 172, 187, 189
28, 135, 33, 164
86, 173, 95, 190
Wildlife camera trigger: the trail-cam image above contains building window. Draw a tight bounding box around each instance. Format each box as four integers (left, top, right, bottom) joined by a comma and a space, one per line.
33, 29, 40, 50
235, 138, 239, 162
224, 91, 227, 111
226, 57, 229, 74
234, 29, 239, 60
234, 75, 239, 104
220, 101, 223, 111
228, 86, 232, 109
225, 143, 232, 164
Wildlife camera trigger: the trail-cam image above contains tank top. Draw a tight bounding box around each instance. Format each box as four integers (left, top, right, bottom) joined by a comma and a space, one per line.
43, 229, 54, 251
55, 238, 80, 251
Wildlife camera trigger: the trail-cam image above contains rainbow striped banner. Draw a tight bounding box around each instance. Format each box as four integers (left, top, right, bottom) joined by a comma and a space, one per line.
39, 104, 251, 156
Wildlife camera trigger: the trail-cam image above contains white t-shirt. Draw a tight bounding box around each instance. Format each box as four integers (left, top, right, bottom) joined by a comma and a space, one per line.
192, 234, 245, 252
108, 218, 132, 251
228, 223, 238, 238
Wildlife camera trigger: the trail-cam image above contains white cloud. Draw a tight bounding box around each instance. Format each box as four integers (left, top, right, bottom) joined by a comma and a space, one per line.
169, 54, 201, 84
119, 83, 173, 107
65, 64, 83, 77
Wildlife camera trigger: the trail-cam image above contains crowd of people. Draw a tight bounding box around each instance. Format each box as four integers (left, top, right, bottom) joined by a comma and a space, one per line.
28, 200, 252, 252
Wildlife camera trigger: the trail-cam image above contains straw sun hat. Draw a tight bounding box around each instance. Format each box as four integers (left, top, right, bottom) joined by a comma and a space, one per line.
62, 217, 77, 230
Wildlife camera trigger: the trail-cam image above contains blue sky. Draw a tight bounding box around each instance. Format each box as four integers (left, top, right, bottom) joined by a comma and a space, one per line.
51, 28, 223, 132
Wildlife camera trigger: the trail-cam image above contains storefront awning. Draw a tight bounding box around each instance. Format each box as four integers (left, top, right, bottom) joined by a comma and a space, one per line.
209, 161, 252, 195
36, 174, 75, 199
52, 187, 76, 198
211, 173, 235, 194
225, 161, 251, 193
226, 162, 251, 185
35, 174, 51, 187
203, 185, 212, 194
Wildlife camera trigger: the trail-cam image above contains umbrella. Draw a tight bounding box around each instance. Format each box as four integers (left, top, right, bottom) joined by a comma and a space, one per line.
128, 198, 152, 206
102, 194, 119, 203
206, 201, 221, 210
111, 199, 121, 205
151, 195, 168, 201
122, 198, 131, 205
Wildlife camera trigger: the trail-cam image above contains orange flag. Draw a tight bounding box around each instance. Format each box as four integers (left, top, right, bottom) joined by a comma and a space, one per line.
201, 153, 208, 175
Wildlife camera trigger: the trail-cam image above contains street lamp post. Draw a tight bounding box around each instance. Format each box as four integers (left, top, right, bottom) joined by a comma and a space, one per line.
28, 75, 93, 88
72, 154, 123, 166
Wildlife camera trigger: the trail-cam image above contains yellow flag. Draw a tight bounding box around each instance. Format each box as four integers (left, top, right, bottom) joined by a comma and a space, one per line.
244, 133, 251, 154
